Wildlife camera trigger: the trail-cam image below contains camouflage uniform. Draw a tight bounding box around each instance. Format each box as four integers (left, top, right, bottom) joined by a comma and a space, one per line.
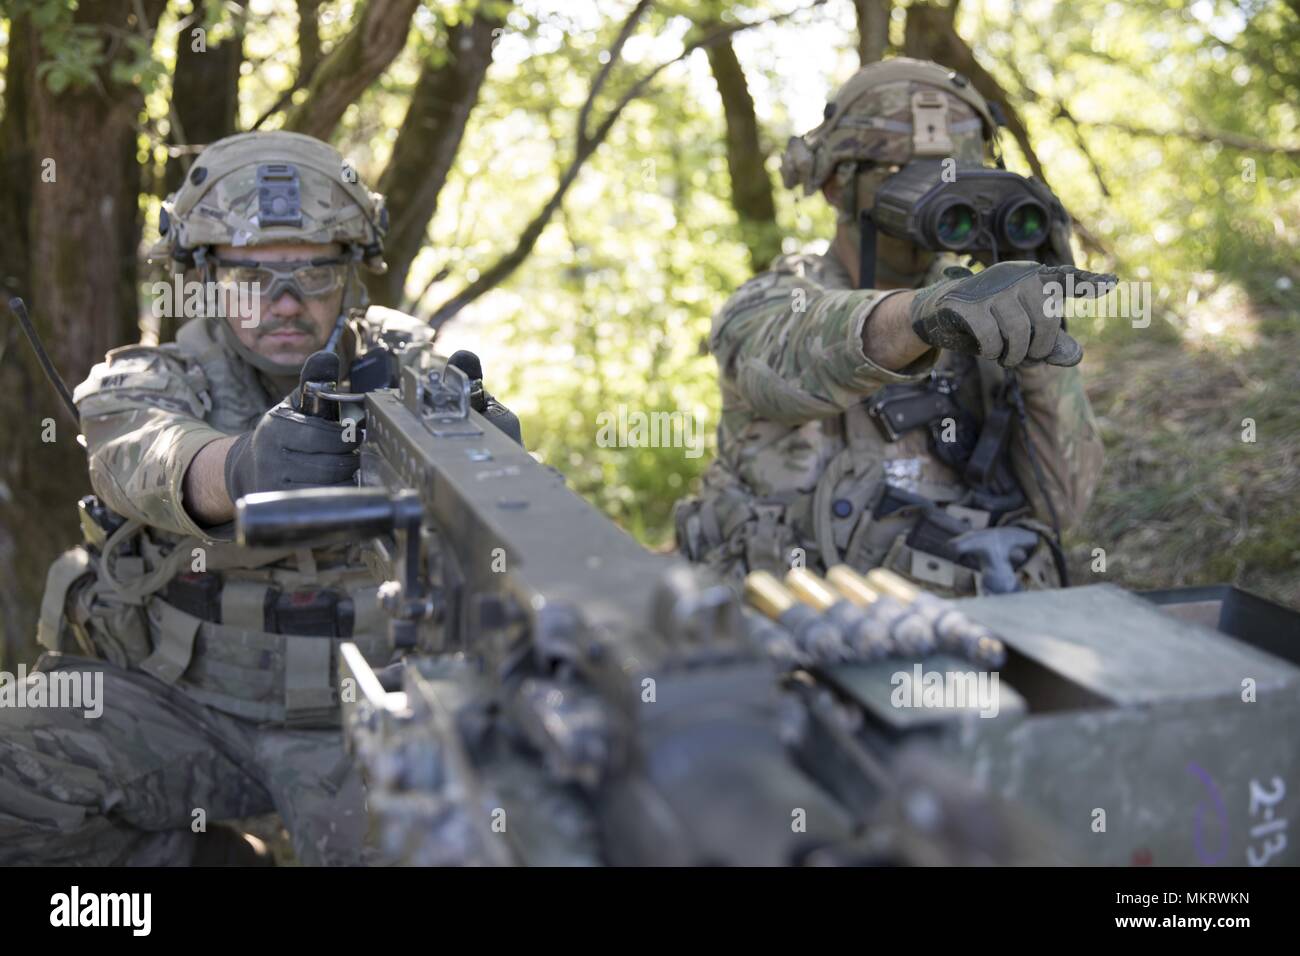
675, 60, 1104, 595
0, 133, 431, 865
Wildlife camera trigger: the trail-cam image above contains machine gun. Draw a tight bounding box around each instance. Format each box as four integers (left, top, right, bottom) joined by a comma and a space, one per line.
232, 352, 1300, 867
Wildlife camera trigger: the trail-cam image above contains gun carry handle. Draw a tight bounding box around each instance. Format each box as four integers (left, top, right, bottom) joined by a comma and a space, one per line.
237, 488, 428, 648
236, 487, 420, 548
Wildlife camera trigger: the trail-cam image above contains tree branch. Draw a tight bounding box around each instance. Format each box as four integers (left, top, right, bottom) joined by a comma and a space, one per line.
1053, 105, 1110, 198
251, 0, 324, 130
425, 0, 829, 329
577, 0, 653, 151
1079, 120, 1300, 157
365, 8, 509, 306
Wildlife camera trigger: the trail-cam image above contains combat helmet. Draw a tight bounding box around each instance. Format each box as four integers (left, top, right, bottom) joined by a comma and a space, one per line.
152, 130, 388, 272
781, 57, 1000, 200
151, 131, 389, 376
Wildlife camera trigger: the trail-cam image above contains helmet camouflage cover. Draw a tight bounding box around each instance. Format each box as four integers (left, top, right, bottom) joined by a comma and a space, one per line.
152, 130, 388, 272
781, 57, 998, 195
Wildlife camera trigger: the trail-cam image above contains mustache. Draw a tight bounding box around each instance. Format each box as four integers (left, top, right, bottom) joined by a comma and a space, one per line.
256, 316, 317, 337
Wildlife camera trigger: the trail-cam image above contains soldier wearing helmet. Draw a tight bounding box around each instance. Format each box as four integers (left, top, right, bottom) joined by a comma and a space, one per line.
0, 131, 513, 865
675, 58, 1108, 596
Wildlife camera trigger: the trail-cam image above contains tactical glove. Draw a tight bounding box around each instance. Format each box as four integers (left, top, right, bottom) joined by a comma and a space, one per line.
224, 352, 359, 502
909, 262, 1116, 368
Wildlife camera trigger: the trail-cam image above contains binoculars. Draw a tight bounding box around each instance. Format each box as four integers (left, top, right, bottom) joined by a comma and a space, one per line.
858, 160, 1067, 286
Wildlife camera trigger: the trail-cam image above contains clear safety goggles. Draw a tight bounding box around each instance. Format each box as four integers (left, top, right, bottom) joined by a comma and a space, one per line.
212, 256, 350, 301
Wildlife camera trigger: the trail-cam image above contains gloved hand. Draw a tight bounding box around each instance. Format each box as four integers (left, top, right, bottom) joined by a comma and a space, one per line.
909, 262, 1116, 368
224, 352, 358, 502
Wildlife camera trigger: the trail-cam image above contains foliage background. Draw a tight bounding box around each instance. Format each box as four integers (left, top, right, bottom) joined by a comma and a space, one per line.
0, 0, 1297, 667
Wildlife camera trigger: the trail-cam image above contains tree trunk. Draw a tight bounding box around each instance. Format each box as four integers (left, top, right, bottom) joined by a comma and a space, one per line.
365, 10, 506, 307
164, 13, 244, 197
705, 32, 781, 272
903, 3, 1047, 181
0, 14, 33, 303
297, 0, 324, 80
854, 0, 892, 65
0, 0, 166, 667
152, 12, 244, 343
282, 0, 421, 141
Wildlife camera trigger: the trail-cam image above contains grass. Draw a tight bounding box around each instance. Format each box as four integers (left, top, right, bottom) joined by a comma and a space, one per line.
1064, 295, 1300, 609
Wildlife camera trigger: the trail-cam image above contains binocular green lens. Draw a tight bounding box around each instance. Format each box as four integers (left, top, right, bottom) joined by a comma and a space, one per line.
1000, 199, 1049, 250
934, 202, 978, 249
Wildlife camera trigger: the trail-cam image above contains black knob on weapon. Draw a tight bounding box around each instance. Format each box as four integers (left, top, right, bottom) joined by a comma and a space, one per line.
348, 346, 399, 393
296, 349, 343, 421
448, 349, 524, 446
447, 350, 483, 382
448, 350, 487, 414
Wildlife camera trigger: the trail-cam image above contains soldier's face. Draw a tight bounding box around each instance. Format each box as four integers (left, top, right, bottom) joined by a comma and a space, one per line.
215, 242, 347, 367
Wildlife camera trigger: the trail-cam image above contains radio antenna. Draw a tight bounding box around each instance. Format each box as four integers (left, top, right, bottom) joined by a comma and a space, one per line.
6, 297, 81, 425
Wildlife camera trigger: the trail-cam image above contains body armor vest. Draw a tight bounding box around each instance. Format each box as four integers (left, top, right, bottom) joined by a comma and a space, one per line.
39, 316, 408, 727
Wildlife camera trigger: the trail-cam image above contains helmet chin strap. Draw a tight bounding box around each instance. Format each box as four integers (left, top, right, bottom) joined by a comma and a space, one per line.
869, 234, 935, 288
324, 257, 360, 354
840, 164, 934, 289
856, 209, 878, 289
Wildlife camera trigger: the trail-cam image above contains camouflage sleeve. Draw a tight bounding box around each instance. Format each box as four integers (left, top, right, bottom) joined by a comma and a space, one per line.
72, 345, 228, 539
1010, 362, 1105, 531
709, 266, 938, 425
